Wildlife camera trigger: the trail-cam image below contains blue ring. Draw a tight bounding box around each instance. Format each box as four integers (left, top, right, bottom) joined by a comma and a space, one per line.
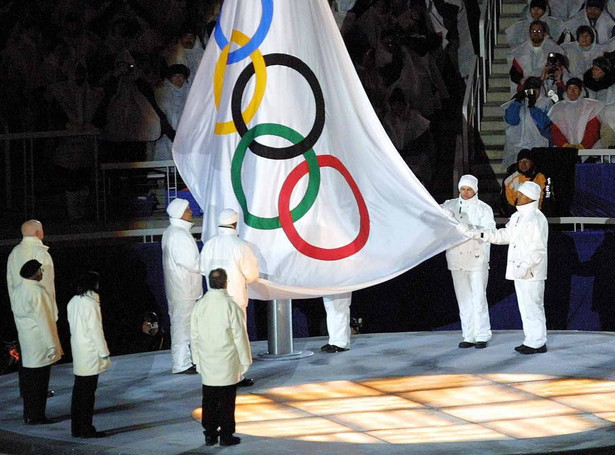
214, 0, 273, 64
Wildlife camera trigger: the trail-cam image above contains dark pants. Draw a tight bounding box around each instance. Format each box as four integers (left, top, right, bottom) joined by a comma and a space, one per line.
20, 364, 51, 422
201, 383, 238, 438
71, 374, 99, 436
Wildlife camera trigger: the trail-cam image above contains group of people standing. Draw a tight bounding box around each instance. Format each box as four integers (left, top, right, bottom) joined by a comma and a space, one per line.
6, 220, 110, 438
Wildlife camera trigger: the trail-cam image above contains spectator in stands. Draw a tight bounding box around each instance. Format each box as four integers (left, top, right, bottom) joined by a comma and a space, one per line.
508, 20, 565, 94
61, 11, 100, 66
502, 77, 551, 170
42, 39, 71, 86
45, 61, 104, 220
583, 56, 615, 103
548, 77, 604, 149
67, 271, 110, 439
11, 259, 63, 424
191, 268, 251, 447
475, 181, 549, 355
442, 175, 496, 349
598, 99, 615, 147
562, 26, 606, 79
382, 87, 435, 186
506, 0, 567, 47
539, 51, 569, 105
163, 22, 205, 88
501, 149, 546, 216
565, 0, 615, 44
161, 198, 202, 374
151, 64, 190, 161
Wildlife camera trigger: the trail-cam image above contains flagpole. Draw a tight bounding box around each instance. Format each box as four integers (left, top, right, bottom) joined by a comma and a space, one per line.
258, 299, 313, 360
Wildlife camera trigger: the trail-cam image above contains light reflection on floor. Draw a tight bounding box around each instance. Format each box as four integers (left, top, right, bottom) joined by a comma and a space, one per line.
192, 374, 615, 444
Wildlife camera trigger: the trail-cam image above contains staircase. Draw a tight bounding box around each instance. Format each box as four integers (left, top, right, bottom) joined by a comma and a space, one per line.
476, 0, 527, 210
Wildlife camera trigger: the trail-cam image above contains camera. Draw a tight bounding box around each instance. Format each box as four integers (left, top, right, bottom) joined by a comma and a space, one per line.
524, 88, 536, 97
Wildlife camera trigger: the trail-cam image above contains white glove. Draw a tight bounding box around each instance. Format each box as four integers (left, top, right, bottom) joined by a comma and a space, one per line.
469, 230, 483, 240
456, 222, 470, 234
513, 262, 530, 279
100, 356, 111, 370
241, 364, 250, 376
46, 347, 57, 361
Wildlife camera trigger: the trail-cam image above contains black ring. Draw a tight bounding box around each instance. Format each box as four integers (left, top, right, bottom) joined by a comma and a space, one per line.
231, 53, 325, 160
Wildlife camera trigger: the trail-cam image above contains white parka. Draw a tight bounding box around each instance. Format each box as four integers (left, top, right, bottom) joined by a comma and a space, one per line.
190, 289, 252, 386
442, 195, 496, 271
483, 200, 548, 281
199, 227, 259, 310
161, 218, 203, 303
11, 280, 63, 368
7, 236, 58, 321
67, 291, 111, 376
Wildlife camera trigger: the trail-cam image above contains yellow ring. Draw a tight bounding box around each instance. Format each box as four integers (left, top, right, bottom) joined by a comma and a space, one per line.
214, 29, 267, 135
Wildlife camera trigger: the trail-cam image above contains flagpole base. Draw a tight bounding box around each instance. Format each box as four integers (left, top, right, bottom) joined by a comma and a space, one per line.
258, 350, 313, 361
260, 299, 313, 361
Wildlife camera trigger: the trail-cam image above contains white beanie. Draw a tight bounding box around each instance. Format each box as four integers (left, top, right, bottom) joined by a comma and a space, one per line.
167, 198, 189, 219
458, 174, 478, 192
219, 208, 238, 225
518, 181, 542, 201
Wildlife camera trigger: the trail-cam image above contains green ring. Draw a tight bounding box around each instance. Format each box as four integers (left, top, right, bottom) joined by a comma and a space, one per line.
231, 123, 321, 230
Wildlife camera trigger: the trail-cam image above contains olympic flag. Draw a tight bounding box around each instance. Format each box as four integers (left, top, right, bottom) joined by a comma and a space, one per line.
173, 0, 466, 299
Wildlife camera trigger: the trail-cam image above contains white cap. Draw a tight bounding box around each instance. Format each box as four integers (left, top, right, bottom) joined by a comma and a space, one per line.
458, 174, 478, 192
218, 208, 238, 225
167, 198, 189, 219
518, 181, 542, 201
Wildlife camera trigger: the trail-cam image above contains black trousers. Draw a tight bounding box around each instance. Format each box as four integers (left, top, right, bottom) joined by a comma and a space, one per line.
19, 364, 51, 421
71, 374, 99, 436
201, 383, 238, 438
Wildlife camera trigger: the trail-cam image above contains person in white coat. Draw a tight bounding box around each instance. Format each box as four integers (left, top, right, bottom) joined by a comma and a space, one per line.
474, 181, 549, 354
565, 0, 615, 45
11, 260, 63, 424
200, 208, 258, 386
506, 0, 567, 48
7, 220, 57, 322
67, 271, 110, 438
161, 198, 203, 374
321, 292, 352, 353
442, 175, 496, 349
191, 268, 252, 447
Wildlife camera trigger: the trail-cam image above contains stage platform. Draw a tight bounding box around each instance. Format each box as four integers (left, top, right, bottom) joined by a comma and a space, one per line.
2, 331, 615, 455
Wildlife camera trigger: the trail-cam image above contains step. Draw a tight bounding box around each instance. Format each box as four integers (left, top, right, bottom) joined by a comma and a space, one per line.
483, 148, 505, 160
500, 15, 521, 29
502, 3, 523, 15
487, 89, 513, 103
489, 74, 511, 88
481, 119, 507, 131
481, 131, 505, 146
472, 162, 508, 180
483, 103, 505, 117
492, 60, 510, 74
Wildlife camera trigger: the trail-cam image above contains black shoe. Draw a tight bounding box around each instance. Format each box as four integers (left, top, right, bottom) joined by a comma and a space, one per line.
515, 344, 547, 355
176, 365, 198, 374
320, 343, 332, 351
24, 417, 52, 425
220, 435, 241, 446
475, 341, 488, 349
458, 341, 475, 348
82, 430, 107, 438
203, 431, 218, 446
324, 344, 349, 353
238, 377, 254, 387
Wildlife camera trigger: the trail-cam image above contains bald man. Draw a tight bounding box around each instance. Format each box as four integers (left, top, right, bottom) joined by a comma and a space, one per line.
7, 220, 58, 322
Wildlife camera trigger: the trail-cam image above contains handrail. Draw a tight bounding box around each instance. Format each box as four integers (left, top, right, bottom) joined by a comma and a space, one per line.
478, 0, 502, 99
461, 56, 481, 177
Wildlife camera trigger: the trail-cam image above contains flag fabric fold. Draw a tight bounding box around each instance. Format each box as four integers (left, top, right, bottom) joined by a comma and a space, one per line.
173, 0, 466, 300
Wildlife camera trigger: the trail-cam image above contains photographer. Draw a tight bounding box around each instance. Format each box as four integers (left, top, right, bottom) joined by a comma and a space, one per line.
541, 51, 569, 102
502, 77, 552, 169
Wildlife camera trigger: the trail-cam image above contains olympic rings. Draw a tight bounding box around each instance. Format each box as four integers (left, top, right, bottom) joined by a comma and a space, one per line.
214, 30, 267, 135
278, 155, 370, 261
231, 123, 321, 230
231, 53, 325, 160
214, 0, 273, 64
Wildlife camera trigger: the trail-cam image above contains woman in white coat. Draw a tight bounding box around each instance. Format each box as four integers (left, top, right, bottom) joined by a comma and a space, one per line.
476, 181, 549, 354
67, 271, 110, 438
442, 175, 496, 349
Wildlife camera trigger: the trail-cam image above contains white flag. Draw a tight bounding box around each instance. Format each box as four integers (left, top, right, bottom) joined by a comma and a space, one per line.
173, 0, 465, 299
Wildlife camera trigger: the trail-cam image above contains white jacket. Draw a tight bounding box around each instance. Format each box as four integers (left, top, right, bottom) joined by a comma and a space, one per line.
199, 227, 259, 309
190, 289, 252, 386
442, 195, 496, 271
11, 280, 63, 368
483, 201, 548, 281
7, 236, 58, 321
67, 291, 111, 376
161, 218, 203, 303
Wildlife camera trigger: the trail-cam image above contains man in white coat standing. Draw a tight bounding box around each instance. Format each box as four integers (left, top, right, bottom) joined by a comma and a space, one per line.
161, 198, 203, 374
442, 175, 496, 349
7, 220, 58, 323
191, 268, 252, 447
11, 260, 63, 424
200, 208, 258, 386
474, 181, 549, 354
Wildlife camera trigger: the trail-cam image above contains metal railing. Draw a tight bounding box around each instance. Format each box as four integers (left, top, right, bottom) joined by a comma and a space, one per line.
478, 0, 502, 100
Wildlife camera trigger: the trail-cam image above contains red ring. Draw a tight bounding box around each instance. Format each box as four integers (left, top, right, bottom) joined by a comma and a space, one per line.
278, 155, 370, 261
